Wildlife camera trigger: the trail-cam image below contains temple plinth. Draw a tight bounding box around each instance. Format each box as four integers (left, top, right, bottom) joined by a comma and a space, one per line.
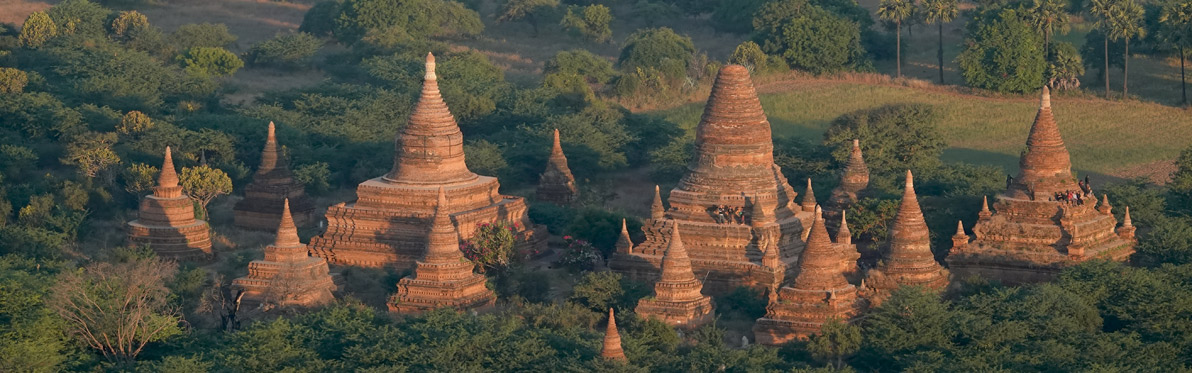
634, 222, 714, 328
233, 122, 316, 231
233, 199, 336, 307
609, 65, 814, 295
862, 171, 950, 304
536, 129, 579, 205
825, 139, 868, 233
389, 188, 496, 314
946, 88, 1135, 284
309, 53, 545, 269
602, 308, 627, 362
753, 208, 863, 345
126, 147, 213, 261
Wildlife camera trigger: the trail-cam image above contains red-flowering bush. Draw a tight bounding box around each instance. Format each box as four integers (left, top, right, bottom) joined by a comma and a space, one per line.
461, 221, 519, 273
555, 235, 601, 273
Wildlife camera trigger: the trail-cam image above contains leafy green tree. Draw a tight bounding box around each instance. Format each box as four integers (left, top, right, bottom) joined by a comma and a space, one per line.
19, 11, 58, 48
497, 0, 560, 36
569, 271, 648, 312
181, 47, 244, 77
0, 68, 29, 94
1170, 145, 1192, 215
0, 257, 76, 372
122, 163, 159, 197
1135, 215, 1192, 266
808, 319, 863, 369
169, 23, 237, 50
729, 40, 768, 71
544, 49, 616, 84
60, 132, 121, 179
292, 162, 332, 194
823, 104, 945, 173
878, 0, 914, 77
752, 0, 868, 74
1022, 0, 1070, 55
245, 32, 323, 67
116, 110, 153, 135
48, 255, 183, 362
179, 165, 232, 220
463, 140, 508, 177
618, 27, 694, 76
1103, 0, 1145, 96
109, 10, 149, 41
956, 8, 1046, 93
859, 287, 955, 371
461, 221, 518, 273
47, 0, 111, 37
1047, 41, 1085, 90
1159, 0, 1192, 105
560, 4, 613, 43
332, 0, 484, 43
920, 0, 958, 83
299, 1, 341, 37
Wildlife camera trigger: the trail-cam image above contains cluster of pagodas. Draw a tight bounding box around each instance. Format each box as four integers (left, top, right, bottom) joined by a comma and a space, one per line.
123, 52, 1136, 352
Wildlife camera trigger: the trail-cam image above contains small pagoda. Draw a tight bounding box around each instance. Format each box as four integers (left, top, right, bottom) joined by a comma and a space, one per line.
634, 222, 714, 328
824, 139, 869, 233
754, 207, 863, 345
609, 65, 814, 295
233, 122, 316, 231
536, 129, 579, 205
309, 53, 545, 269
126, 147, 212, 261
862, 171, 950, 304
601, 308, 627, 362
232, 199, 336, 307
946, 87, 1135, 284
389, 188, 496, 314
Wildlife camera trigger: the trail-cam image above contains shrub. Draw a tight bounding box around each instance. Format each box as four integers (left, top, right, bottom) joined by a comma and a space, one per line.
461, 221, 520, 273
718, 286, 768, 319
543, 49, 616, 84
527, 202, 573, 235
554, 236, 601, 272
181, 47, 244, 77
560, 4, 612, 43
293, 162, 332, 194
0, 68, 29, 94
618, 27, 694, 75
822, 104, 945, 173
956, 8, 1045, 93
19, 11, 57, 48
109, 10, 149, 40
299, 1, 342, 37
729, 41, 767, 71
245, 32, 322, 67
169, 23, 237, 50
568, 271, 648, 312
1047, 41, 1083, 90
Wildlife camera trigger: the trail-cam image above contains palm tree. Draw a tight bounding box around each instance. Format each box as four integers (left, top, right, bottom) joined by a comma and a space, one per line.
1024, 0, 1071, 56
878, 0, 915, 78
1159, 0, 1192, 105
921, 0, 958, 84
1089, 0, 1117, 97
1107, 0, 1146, 97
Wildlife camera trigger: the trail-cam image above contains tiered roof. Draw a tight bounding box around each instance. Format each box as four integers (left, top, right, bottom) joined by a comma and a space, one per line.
233, 199, 336, 307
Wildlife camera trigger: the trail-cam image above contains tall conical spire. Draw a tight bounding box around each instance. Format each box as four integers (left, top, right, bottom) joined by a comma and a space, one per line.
888, 170, 933, 262
1122, 206, 1132, 227
687, 65, 774, 173
792, 207, 850, 291
424, 187, 463, 262
602, 308, 627, 362
659, 222, 697, 284
651, 185, 665, 221
386, 52, 478, 184
551, 128, 563, 156
255, 121, 288, 178
978, 196, 992, 220
615, 219, 632, 254
801, 178, 817, 211
159, 146, 178, 188
836, 210, 851, 245
264, 198, 307, 262
1017, 86, 1075, 191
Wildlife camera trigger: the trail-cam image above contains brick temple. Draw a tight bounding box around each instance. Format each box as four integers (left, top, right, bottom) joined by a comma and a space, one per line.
232, 199, 336, 307
824, 139, 868, 233
126, 146, 212, 261
608, 64, 814, 295
536, 129, 579, 205
946, 87, 1135, 284
389, 188, 496, 314
754, 207, 863, 344
634, 222, 714, 328
308, 53, 545, 269
233, 122, 315, 231
601, 308, 627, 362
861, 171, 951, 304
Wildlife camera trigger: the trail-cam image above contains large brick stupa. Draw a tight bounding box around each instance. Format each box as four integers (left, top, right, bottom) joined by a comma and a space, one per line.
608, 64, 814, 294
946, 87, 1135, 284
232, 199, 336, 307
126, 147, 212, 261
308, 53, 545, 269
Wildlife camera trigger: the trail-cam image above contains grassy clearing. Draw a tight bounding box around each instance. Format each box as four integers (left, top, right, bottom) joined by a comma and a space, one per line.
652, 78, 1192, 181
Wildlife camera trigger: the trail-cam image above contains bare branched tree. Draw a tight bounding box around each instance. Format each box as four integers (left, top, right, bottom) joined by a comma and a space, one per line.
48, 257, 183, 362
